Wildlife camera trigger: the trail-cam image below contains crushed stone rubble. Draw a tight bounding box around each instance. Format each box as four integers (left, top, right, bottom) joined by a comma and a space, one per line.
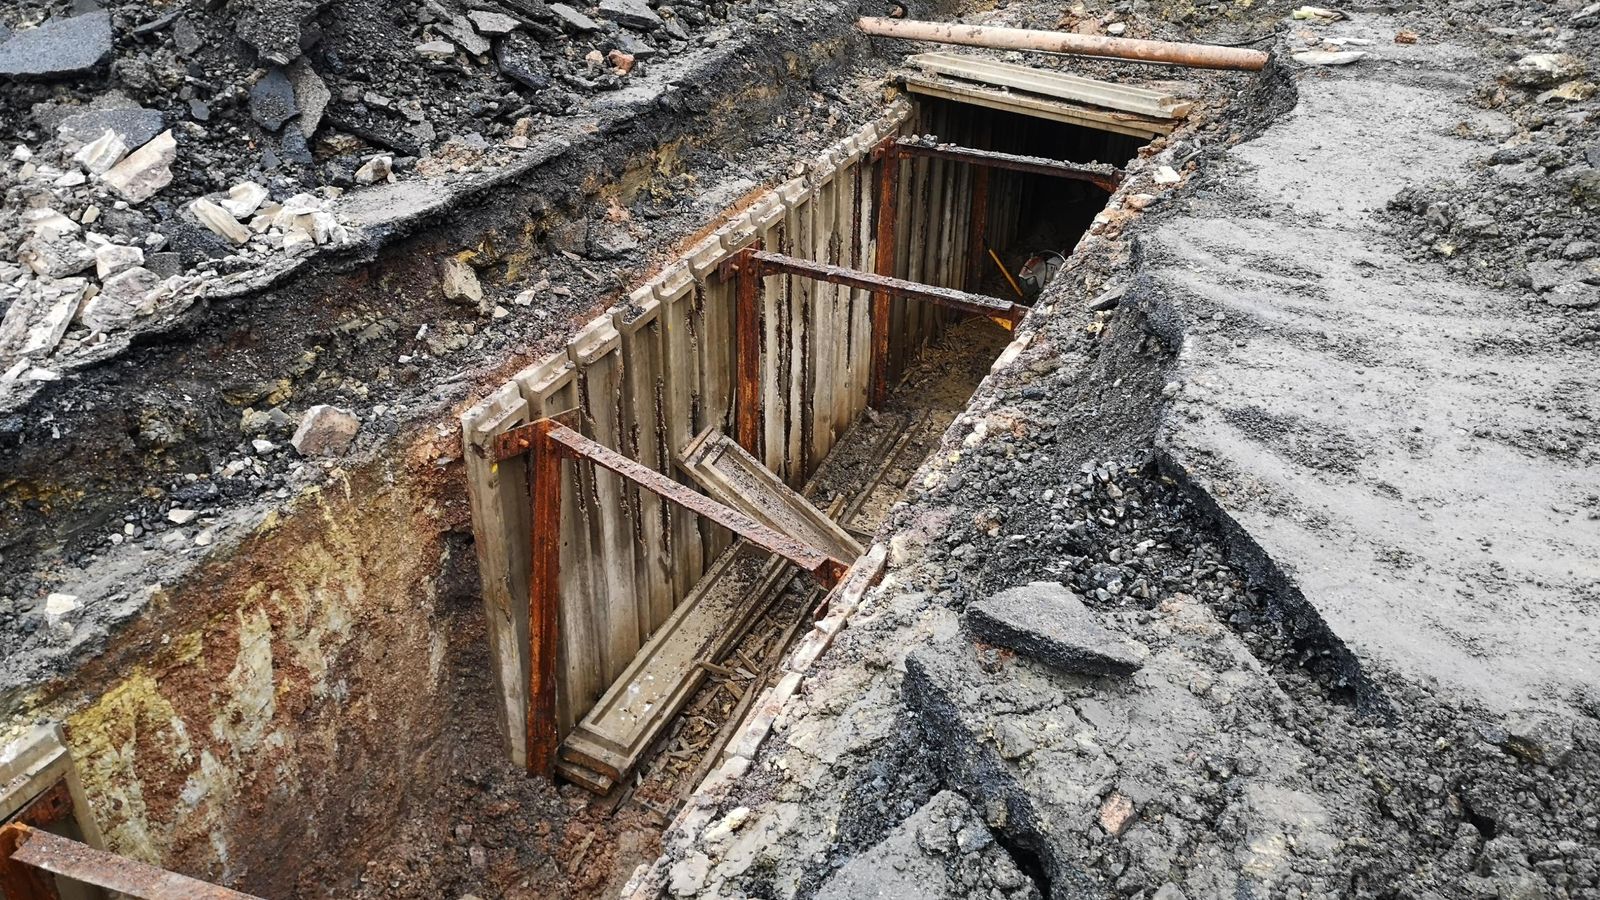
1, 0, 749, 389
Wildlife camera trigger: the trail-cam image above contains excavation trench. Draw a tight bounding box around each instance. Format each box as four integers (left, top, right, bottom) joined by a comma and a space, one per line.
462, 95, 1145, 796
3, 68, 1156, 899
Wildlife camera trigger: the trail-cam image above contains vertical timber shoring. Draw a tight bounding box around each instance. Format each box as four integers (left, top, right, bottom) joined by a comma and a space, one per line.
461, 383, 533, 766
736, 250, 762, 454
615, 296, 674, 641
571, 320, 640, 684
659, 269, 706, 609
465, 107, 914, 771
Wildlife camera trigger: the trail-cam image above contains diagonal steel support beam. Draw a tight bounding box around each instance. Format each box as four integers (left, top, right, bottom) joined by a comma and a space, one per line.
723, 249, 1023, 323
890, 137, 1123, 192
1, 823, 262, 900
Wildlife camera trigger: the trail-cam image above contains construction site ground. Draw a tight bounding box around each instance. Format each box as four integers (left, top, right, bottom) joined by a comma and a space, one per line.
2, 0, 1598, 897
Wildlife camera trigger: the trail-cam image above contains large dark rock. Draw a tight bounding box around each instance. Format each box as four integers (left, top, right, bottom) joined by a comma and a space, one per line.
598, 0, 662, 30
249, 67, 299, 132
966, 582, 1142, 677
496, 32, 552, 91
0, 12, 113, 79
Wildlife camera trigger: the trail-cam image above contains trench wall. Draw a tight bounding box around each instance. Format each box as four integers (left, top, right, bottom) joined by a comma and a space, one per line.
461, 96, 1026, 762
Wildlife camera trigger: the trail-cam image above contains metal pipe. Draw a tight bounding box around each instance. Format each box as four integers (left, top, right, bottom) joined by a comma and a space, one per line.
857, 17, 1269, 71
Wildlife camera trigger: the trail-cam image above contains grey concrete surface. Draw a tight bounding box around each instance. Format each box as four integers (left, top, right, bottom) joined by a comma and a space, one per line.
1150, 15, 1600, 718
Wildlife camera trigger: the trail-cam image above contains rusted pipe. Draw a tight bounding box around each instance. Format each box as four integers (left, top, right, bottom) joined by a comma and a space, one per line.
857, 17, 1269, 71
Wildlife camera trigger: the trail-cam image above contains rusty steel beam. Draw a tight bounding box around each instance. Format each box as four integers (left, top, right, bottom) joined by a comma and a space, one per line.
740, 249, 1023, 324
871, 140, 898, 407
1, 824, 260, 900
730, 243, 763, 453
525, 418, 562, 779
893, 138, 1122, 193
539, 422, 850, 587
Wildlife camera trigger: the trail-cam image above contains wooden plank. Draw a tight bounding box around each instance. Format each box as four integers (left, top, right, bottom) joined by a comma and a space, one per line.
571, 318, 641, 685
559, 545, 794, 780
658, 273, 707, 609
808, 168, 837, 476
909, 51, 1193, 119
904, 75, 1172, 140
679, 427, 863, 565
614, 299, 674, 639
515, 354, 594, 734
461, 381, 532, 765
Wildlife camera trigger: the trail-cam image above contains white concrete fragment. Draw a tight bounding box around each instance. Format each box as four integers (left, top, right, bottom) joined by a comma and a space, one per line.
94, 243, 144, 279
1293, 50, 1366, 66
0, 279, 86, 360
191, 198, 252, 245
44, 593, 80, 619
81, 267, 158, 332
18, 232, 95, 278
219, 181, 269, 218
100, 130, 176, 203
73, 128, 128, 174
442, 258, 483, 304
167, 508, 199, 525
291, 405, 360, 457
355, 155, 393, 185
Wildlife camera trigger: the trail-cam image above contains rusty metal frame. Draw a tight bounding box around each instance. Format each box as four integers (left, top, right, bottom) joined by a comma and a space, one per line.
720, 238, 1022, 416
0, 823, 260, 900
890, 137, 1123, 192
492, 417, 849, 777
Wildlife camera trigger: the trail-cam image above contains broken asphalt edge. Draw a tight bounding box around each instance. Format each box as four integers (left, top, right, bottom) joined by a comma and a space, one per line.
0, 1, 851, 418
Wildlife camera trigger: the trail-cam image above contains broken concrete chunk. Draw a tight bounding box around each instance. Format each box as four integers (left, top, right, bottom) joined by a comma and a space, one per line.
438, 17, 491, 56
58, 105, 165, 150
94, 242, 144, 279
250, 67, 299, 132
549, 3, 601, 32
1293, 50, 1366, 66
190, 198, 253, 246
44, 592, 81, 620
19, 231, 95, 278
219, 182, 270, 219
416, 39, 457, 61
0, 11, 113, 79
288, 58, 330, 138
442, 258, 483, 304
468, 10, 521, 34
1505, 53, 1586, 88
73, 128, 128, 174
0, 279, 87, 361
291, 404, 360, 456
966, 581, 1143, 677
101, 129, 176, 203
81, 267, 157, 331
354, 155, 393, 184
599, 0, 663, 30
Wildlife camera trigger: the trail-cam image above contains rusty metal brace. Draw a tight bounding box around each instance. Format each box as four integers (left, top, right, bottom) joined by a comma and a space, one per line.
720, 238, 1023, 437
492, 418, 849, 777
1, 823, 261, 900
